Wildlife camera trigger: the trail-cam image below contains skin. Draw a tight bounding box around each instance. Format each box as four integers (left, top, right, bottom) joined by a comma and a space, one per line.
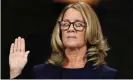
61, 8, 87, 68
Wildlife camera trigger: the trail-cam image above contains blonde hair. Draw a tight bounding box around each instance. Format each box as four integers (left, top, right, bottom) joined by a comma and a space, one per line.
48, 2, 109, 66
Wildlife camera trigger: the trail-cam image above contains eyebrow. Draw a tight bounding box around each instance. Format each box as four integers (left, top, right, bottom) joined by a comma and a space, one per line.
62, 19, 84, 22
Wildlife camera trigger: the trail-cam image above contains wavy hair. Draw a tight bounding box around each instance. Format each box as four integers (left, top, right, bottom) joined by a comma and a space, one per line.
48, 2, 110, 66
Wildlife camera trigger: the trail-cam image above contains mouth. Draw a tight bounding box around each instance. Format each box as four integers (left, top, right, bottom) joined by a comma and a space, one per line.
67, 36, 76, 38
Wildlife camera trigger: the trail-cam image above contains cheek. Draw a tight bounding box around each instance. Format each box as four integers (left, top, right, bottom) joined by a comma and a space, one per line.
62, 32, 66, 41
77, 32, 85, 43
62, 32, 68, 45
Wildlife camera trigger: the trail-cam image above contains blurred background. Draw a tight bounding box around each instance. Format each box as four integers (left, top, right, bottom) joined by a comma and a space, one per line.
1, 0, 133, 78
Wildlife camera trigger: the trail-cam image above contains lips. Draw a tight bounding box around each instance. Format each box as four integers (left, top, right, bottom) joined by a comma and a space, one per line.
67, 36, 76, 38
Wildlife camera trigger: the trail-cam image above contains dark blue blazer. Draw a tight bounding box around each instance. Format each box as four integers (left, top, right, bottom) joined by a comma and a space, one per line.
15, 61, 118, 79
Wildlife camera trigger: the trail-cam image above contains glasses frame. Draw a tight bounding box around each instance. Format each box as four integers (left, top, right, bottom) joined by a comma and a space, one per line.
58, 21, 87, 31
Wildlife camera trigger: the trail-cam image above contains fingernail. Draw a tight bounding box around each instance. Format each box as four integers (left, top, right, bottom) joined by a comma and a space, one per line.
18, 36, 21, 39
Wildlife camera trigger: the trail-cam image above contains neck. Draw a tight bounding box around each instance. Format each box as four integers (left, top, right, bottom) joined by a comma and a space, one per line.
63, 45, 87, 68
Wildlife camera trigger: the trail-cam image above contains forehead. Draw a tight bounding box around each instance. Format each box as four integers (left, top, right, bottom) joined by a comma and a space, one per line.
63, 8, 84, 21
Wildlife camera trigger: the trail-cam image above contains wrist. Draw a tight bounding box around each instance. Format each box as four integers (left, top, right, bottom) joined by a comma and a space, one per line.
10, 69, 22, 79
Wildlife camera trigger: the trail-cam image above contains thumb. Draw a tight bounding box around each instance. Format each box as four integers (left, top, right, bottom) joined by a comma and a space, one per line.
24, 51, 30, 58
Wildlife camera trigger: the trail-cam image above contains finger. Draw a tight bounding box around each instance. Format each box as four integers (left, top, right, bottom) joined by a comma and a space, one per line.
14, 38, 18, 52
21, 38, 25, 52
10, 43, 14, 53
24, 51, 30, 59
17, 37, 21, 52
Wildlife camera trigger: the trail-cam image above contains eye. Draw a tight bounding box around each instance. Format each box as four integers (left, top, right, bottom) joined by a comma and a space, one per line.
61, 22, 70, 27
75, 22, 85, 27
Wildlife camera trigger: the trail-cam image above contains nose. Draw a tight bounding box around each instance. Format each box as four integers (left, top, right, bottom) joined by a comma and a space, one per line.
68, 23, 75, 31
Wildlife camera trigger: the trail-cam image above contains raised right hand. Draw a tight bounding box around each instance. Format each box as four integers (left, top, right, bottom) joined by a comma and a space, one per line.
9, 37, 30, 78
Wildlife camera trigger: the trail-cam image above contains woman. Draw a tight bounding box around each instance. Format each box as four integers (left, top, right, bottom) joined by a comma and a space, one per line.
9, 2, 117, 79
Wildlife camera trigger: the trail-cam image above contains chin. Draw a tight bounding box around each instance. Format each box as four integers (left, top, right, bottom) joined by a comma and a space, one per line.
64, 43, 78, 48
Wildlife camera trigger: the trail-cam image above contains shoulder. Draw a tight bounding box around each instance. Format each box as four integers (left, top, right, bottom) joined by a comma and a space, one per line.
100, 64, 117, 72
33, 63, 51, 71
33, 63, 60, 73
32, 63, 60, 78
33, 63, 51, 75
96, 64, 118, 78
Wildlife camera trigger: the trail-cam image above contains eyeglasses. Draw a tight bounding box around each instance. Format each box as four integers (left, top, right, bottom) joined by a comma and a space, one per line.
58, 21, 86, 31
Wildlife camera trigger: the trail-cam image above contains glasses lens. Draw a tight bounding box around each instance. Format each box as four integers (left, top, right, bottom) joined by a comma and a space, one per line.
74, 22, 85, 30
60, 21, 70, 30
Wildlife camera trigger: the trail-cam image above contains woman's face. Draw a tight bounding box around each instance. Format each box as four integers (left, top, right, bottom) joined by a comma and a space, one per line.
61, 8, 86, 48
